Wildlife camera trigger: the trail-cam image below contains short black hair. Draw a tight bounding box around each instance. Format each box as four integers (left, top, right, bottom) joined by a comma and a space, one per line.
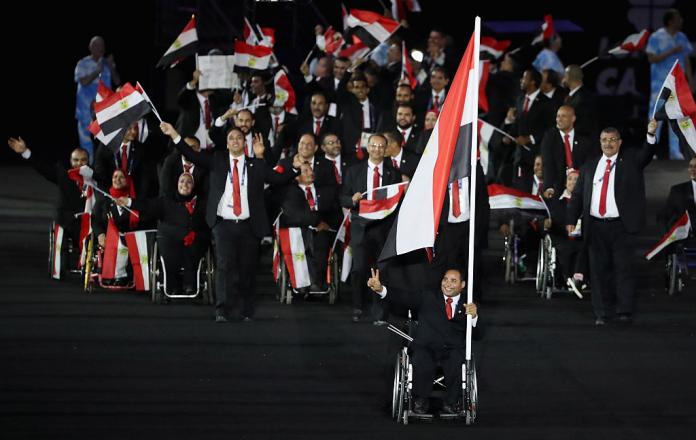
543, 69, 560, 88
526, 69, 543, 89
431, 66, 450, 79
384, 130, 403, 145
226, 126, 245, 138
236, 108, 254, 120
663, 9, 680, 27
320, 132, 340, 145
600, 127, 621, 139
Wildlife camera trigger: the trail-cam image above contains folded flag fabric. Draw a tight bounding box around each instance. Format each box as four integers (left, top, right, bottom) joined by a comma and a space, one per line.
645, 212, 691, 260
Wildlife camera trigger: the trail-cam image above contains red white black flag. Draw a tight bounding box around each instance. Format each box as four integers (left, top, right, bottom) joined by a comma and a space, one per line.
380, 22, 480, 260
532, 15, 554, 45
345, 9, 400, 48
93, 83, 151, 139
479, 36, 511, 59
645, 212, 691, 260
401, 41, 417, 89
273, 68, 297, 115
608, 29, 650, 55
652, 60, 696, 120
234, 41, 273, 71
358, 182, 408, 220
157, 16, 198, 68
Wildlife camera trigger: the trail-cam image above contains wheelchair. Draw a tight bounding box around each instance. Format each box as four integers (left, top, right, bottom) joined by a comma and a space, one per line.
82, 230, 155, 294
502, 218, 537, 284
665, 239, 696, 295
149, 241, 216, 305
48, 221, 81, 280
536, 233, 588, 300
275, 232, 341, 305
392, 346, 478, 425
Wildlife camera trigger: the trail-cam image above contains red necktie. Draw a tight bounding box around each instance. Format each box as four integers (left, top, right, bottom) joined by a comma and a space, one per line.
452, 182, 461, 217
445, 297, 453, 320
120, 144, 128, 173
331, 160, 341, 184
183, 163, 192, 174
204, 98, 211, 128
372, 165, 380, 198
536, 179, 543, 196
273, 116, 280, 134
399, 129, 407, 147
563, 133, 574, 169
305, 186, 316, 211
598, 159, 612, 217
523, 96, 530, 114
314, 119, 322, 137
432, 95, 440, 113
392, 158, 399, 169
232, 159, 242, 216
184, 197, 196, 215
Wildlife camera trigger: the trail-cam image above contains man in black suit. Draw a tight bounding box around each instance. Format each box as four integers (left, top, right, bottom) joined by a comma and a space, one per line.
563, 65, 599, 141
160, 121, 302, 322
159, 135, 209, 198
301, 56, 350, 106
266, 104, 299, 160
286, 91, 342, 156
176, 70, 233, 150
340, 134, 402, 323
319, 132, 353, 186
659, 157, 696, 231
210, 108, 276, 166
377, 84, 416, 133
567, 120, 658, 325
93, 122, 159, 198
540, 69, 568, 115
276, 133, 336, 187
383, 131, 420, 180
414, 67, 449, 125
338, 73, 381, 162
541, 105, 592, 198
502, 69, 555, 189
368, 267, 478, 415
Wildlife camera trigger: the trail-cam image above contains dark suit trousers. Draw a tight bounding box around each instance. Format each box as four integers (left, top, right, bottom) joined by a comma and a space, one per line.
305, 229, 334, 286
212, 219, 260, 318
588, 219, 636, 318
412, 344, 465, 404
553, 234, 588, 281
351, 224, 389, 317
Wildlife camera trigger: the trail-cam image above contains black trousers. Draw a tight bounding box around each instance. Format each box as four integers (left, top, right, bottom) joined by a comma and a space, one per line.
588, 218, 636, 318
412, 344, 465, 404
351, 224, 389, 318
431, 221, 483, 300
157, 233, 208, 291
553, 235, 589, 281
212, 219, 260, 318
305, 229, 334, 287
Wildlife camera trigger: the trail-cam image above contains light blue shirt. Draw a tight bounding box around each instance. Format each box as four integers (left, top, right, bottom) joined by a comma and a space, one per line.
532, 48, 564, 76
74, 55, 113, 120
646, 28, 693, 105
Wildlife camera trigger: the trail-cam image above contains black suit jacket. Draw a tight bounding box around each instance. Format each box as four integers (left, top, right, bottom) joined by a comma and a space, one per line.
565, 86, 599, 139
292, 115, 342, 148
390, 148, 420, 179
385, 288, 471, 351
340, 161, 402, 244
131, 195, 210, 243
659, 181, 696, 232
25, 155, 85, 229
568, 141, 657, 238
337, 95, 381, 160
279, 184, 341, 229
506, 92, 555, 145
278, 155, 337, 188
546, 87, 568, 115
159, 150, 209, 198
540, 129, 592, 195
172, 138, 297, 236
175, 86, 233, 139
93, 141, 158, 198
439, 163, 490, 248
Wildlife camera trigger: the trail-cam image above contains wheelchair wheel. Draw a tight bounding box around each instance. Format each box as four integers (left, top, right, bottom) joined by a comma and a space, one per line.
536, 238, 546, 295
666, 253, 680, 296
503, 236, 513, 284
279, 259, 291, 304
392, 348, 408, 423
328, 253, 339, 305
464, 359, 478, 426
82, 235, 94, 294
48, 222, 55, 278
204, 247, 216, 306
149, 242, 163, 304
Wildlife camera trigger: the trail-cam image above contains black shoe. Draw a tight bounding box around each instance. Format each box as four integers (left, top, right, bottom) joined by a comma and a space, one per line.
351, 309, 362, 323
594, 317, 605, 326
215, 309, 228, 323
441, 401, 461, 415
413, 397, 429, 415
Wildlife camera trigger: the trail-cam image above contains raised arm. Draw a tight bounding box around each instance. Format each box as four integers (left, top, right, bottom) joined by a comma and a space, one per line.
160, 122, 212, 169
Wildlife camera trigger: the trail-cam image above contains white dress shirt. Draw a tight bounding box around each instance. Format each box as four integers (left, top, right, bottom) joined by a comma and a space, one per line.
360, 99, 371, 129
217, 154, 250, 220
391, 149, 403, 169
590, 153, 619, 218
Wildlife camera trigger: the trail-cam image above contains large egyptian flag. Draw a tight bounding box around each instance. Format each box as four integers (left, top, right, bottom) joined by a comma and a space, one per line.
156, 16, 198, 68
345, 9, 399, 48
652, 60, 696, 120
380, 22, 480, 260
487, 184, 547, 211
278, 227, 311, 289
124, 230, 156, 291
645, 212, 691, 260
93, 83, 150, 140
669, 114, 696, 155
608, 29, 650, 55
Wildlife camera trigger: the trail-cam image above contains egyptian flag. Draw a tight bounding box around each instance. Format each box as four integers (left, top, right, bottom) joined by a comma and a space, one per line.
272, 215, 281, 282
234, 41, 273, 71
478, 119, 497, 176
50, 223, 64, 279
608, 29, 650, 55
479, 60, 490, 113
278, 227, 311, 289
88, 120, 121, 152
316, 26, 344, 57
328, 209, 352, 283
96, 80, 114, 102
390, 0, 421, 23
380, 26, 480, 260
94, 83, 151, 139
257, 25, 275, 48
359, 182, 408, 220
669, 114, 696, 156
124, 230, 156, 291
101, 219, 130, 281
652, 61, 696, 120
273, 68, 297, 115
67, 167, 96, 266
532, 15, 554, 45
645, 212, 691, 260
401, 41, 417, 89
480, 36, 511, 60
338, 40, 369, 62
243, 18, 258, 44
157, 16, 198, 68
345, 9, 400, 48
487, 184, 547, 212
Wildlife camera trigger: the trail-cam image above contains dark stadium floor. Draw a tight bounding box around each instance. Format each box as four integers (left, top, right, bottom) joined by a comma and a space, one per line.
1, 162, 694, 439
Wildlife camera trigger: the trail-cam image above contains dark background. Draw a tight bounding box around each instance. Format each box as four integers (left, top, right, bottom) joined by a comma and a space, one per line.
4, 0, 694, 164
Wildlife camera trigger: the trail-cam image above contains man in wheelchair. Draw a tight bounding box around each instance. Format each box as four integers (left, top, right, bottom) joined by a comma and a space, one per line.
367, 267, 478, 415
277, 163, 341, 292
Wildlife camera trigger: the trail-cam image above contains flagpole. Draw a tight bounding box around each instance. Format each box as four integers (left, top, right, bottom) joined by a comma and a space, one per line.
580, 56, 599, 69
477, 118, 517, 142
465, 16, 481, 362
87, 183, 140, 218
135, 81, 163, 123
651, 59, 680, 120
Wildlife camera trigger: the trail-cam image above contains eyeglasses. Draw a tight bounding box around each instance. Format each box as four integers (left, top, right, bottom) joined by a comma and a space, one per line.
600, 137, 620, 144
323, 140, 340, 145
369, 144, 386, 148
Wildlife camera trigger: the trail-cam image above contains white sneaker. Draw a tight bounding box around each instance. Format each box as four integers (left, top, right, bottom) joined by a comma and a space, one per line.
566, 278, 584, 299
